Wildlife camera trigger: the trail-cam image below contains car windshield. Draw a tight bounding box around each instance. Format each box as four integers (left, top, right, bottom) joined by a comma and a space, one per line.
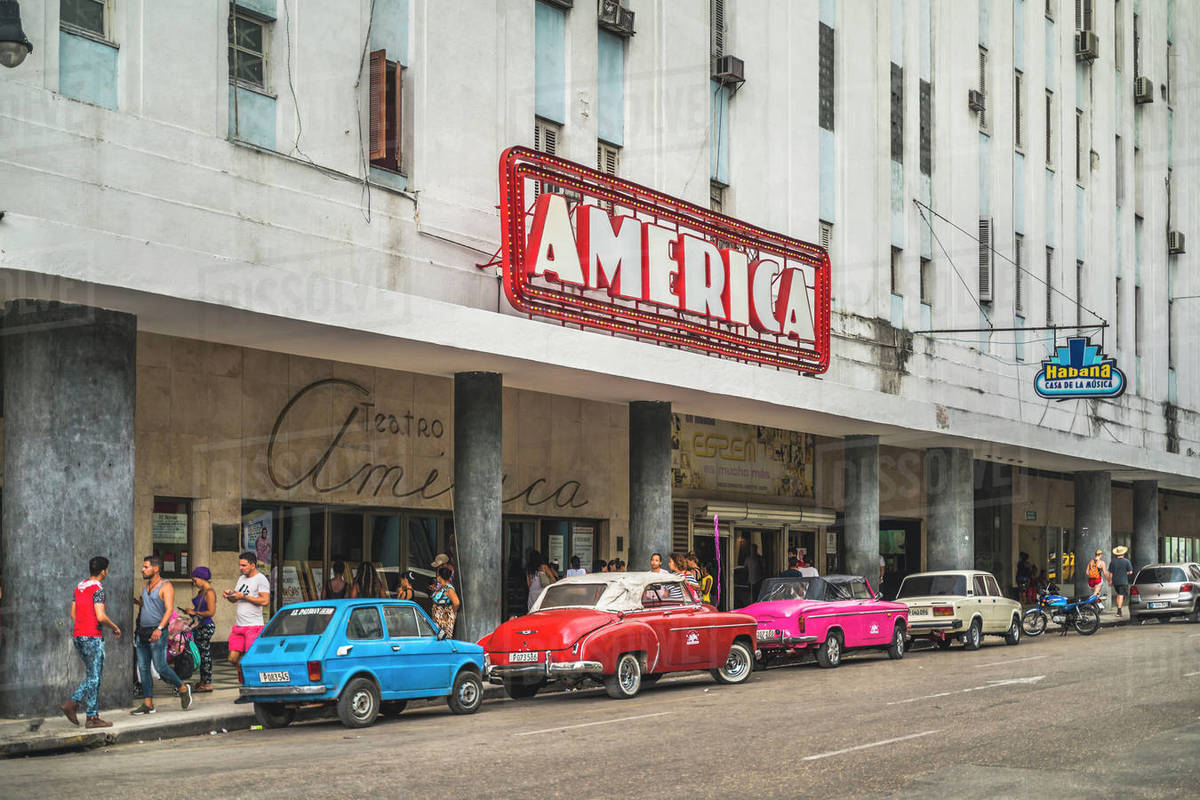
538, 582, 610, 609
1136, 567, 1187, 584
757, 577, 850, 602
897, 575, 967, 598
262, 606, 336, 637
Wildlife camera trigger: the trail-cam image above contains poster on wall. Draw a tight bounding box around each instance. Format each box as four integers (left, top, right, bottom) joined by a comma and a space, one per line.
152, 513, 188, 544
242, 509, 273, 571
671, 415, 816, 498
826, 531, 837, 552
547, 534, 564, 572
573, 527, 594, 569
280, 564, 304, 605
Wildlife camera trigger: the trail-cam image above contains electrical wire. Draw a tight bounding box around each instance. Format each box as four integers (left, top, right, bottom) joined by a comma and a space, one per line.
283, 0, 318, 165
352, 0, 378, 224
917, 202, 993, 327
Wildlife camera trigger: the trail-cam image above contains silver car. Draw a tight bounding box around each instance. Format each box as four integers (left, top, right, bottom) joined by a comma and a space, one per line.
1129, 563, 1200, 624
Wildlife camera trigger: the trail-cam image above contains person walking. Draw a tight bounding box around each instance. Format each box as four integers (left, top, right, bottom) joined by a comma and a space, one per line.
1085, 549, 1107, 602
430, 566, 460, 637
61, 556, 121, 728
132, 555, 193, 715
223, 551, 270, 674
186, 567, 217, 692
1108, 546, 1134, 618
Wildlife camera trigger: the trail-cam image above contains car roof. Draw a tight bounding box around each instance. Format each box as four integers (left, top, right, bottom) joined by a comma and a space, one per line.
901, 570, 993, 578
1138, 563, 1198, 570
532, 572, 688, 613
277, 599, 422, 610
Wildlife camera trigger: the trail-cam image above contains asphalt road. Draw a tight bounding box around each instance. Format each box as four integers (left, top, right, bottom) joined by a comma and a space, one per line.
7, 621, 1200, 799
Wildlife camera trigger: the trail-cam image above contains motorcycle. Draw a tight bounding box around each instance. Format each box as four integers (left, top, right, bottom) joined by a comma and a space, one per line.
1022, 583, 1101, 636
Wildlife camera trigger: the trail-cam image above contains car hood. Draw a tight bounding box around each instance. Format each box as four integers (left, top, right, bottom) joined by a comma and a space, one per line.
480, 609, 617, 652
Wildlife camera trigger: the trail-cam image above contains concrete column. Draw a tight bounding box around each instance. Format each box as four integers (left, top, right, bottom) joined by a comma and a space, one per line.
1132, 480, 1159, 571
843, 435, 880, 583
453, 372, 502, 644
0, 301, 136, 717
925, 448, 975, 571
1073, 471, 1112, 600
628, 401, 672, 572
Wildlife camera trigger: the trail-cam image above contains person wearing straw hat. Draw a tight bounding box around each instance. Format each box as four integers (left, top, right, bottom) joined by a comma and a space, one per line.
1108, 546, 1134, 618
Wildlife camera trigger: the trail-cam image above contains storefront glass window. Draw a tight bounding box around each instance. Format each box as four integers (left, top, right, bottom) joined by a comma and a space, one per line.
151, 497, 191, 577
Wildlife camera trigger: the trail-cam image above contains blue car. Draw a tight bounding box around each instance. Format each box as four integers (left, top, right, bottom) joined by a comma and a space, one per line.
238, 599, 484, 728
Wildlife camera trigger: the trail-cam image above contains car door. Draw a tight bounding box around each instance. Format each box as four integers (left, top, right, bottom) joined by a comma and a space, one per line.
328, 605, 391, 691
638, 582, 685, 671
382, 604, 450, 693
971, 575, 993, 629
985, 575, 1008, 631
849, 579, 890, 645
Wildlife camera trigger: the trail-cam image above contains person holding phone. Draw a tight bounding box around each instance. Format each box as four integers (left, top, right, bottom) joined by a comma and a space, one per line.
223, 551, 270, 678
186, 566, 216, 692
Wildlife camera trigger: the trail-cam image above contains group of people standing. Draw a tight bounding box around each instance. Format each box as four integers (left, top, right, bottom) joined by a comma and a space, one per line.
61, 550, 270, 728
324, 555, 460, 637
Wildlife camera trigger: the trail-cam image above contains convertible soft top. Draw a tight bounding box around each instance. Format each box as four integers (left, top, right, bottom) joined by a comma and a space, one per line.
530, 571, 689, 613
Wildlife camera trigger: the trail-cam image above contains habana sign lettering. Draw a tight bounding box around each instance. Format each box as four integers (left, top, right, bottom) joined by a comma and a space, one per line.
1033, 337, 1126, 400
496, 147, 831, 373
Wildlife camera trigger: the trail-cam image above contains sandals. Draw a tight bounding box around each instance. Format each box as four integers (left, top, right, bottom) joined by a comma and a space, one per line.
193, 683, 214, 693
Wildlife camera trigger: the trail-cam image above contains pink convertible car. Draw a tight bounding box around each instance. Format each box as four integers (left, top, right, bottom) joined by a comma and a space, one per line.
739, 575, 910, 669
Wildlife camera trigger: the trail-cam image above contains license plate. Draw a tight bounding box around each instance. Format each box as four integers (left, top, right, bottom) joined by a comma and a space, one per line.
756, 629, 780, 641
258, 671, 290, 683
1148, 601, 1169, 609
908, 608, 930, 616
509, 651, 539, 663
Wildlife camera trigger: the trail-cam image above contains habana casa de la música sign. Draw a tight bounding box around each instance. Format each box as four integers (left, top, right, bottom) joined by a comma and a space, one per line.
495, 147, 831, 374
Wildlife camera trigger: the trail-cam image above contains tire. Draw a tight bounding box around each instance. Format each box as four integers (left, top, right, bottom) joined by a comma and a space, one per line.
381, 700, 408, 717
1022, 610, 1048, 637
815, 631, 843, 668
962, 619, 983, 651
936, 636, 955, 650
711, 641, 754, 684
502, 679, 542, 700
336, 677, 381, 729
447, 670, 483, 715
1188, 602, 1200, 624
604, 653, 642, 699
253, 703, 295, 729
1004, 616, 1022, 646
1074, 605, 1101, 636
886, 624, 906, 659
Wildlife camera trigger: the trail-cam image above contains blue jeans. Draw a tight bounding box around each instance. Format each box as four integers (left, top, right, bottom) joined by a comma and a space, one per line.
135, 630, 181, 700
71, 636, 105, 717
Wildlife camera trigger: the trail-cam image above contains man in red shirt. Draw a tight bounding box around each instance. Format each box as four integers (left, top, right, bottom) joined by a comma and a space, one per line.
61, 556, 122, 728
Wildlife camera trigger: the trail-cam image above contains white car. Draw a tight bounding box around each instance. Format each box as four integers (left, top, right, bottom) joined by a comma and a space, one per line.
895, 570, 1022, 650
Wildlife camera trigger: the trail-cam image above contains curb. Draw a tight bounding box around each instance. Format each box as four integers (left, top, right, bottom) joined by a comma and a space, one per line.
1, 711, 256, 758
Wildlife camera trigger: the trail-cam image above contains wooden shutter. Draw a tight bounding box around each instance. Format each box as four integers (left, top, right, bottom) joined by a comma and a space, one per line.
671, 501, 691, 553
711, 0, 725, 59
978, 217, 994, 302
390, 62, 403, 166
369, 50, 387, 162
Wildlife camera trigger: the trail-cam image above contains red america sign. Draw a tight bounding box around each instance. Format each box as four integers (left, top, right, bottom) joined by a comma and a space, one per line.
496, 147, 830, 373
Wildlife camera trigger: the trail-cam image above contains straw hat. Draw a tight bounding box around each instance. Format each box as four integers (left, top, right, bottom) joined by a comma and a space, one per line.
1112, 545, 1129, 556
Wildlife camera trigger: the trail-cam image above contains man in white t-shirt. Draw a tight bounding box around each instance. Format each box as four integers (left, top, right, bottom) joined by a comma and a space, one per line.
223, 551, 271, 676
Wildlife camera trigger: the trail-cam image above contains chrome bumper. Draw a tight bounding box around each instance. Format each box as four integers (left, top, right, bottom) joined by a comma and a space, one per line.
239, 685, 328, 698
758, 635, 818, 647
485, 660, 603, 683
907, 619, 963, 632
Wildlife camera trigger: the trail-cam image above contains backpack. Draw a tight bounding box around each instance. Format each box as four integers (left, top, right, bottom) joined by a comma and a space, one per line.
166, 610, 194, 658
1086, 560, 1101, 580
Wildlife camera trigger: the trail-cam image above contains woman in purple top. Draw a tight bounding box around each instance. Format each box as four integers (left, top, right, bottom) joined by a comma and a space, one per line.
187, 567, 217, 692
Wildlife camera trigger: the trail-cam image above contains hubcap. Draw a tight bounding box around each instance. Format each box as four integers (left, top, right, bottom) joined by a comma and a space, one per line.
723, 648, 748, 679
895, 630, 904, 652
351, 691, 372, 718
619, 658, 638, 692
829, 638, 840, 662
460, 680, 479, 707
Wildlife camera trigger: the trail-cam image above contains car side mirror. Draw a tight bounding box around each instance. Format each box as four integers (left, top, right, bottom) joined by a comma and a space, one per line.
437, 628, 447, 641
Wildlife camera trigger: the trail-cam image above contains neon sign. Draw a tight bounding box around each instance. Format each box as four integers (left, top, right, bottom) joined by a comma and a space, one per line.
496, 147, 831, 373
1034, 337, 1126, 399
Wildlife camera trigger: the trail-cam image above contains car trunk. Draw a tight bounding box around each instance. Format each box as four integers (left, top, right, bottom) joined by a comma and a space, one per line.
1134, 568, 1189, 602
486, 609, 615, 653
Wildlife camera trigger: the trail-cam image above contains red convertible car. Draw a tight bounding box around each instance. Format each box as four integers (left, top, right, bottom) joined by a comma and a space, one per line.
479, 573, 758, 699
739, 575, 909, 669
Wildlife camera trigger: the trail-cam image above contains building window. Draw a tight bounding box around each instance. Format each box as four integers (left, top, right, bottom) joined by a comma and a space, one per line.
977, 47, 988, 132
819, 23, 835, 131
1115, 135, 1124, 206
1014, 233, 1024, 314
710, 182, 725, 214
229, 9, 268, 89
1075, 0, 1094, 31
920, 257, 932, 305
1115, 277, 1122, 350
819, 220, 833, 251
61, 0, 107, 38
597, 141, 620, 176
369, 51, 404, 173
1045, 0, 1055, 21
1114, 0, 1124, 70
1134, 285, 1143, 357
1015, 316, 1026, 362
711, 0, 726, 60
1045, 247, 1054, 326
890, 63, 903, 161
1075, 108, 1084, 184
1045, 90, 1054, 167
1014, 71, 1024, 151
919, 79, 931, 175
1076, 259, 1083, 327
890, 247, 902, 296
1133, 12, 1141, 76
1167, 41, 1175, 106
152, 498, 192, 579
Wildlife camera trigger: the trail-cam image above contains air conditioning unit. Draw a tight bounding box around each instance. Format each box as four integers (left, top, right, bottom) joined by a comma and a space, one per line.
1168, 230, 1186, 255
1134, 76, 1154, 103
1075, 31, 1099, 61
597, 0, 634, 36
968, 89, 986, 113
712, 55, 745, 86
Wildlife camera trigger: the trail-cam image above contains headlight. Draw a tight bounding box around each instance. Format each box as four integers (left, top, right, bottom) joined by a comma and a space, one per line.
483, 652, 491, 668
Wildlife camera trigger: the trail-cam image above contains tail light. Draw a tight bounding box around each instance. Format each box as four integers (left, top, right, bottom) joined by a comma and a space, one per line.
932, 607, 954, 617
307, 661, 323, 682
1181, 583, 1195, 593
797, 617, 805, 634
1130, 586, 1139, 596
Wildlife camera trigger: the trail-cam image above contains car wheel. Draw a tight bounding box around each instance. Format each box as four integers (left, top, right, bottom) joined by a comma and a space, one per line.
1188, 602, 1200, 624
815, 631, 843, 668
1004, 616, 1022, 646
711, 641, 754, 684
962, 619, 983, 651
936, 636, 955, 650
502, 679, 542, 700
336, 677, 380, 729
886, 624, 906, 660
253, 703, 295, 729
447, 670, 483, 715
381, 700, 408, 717
604, 653, 642, 699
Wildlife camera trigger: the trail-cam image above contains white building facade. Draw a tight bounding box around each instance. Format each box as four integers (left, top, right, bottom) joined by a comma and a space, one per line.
0, 0, 1198, 714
